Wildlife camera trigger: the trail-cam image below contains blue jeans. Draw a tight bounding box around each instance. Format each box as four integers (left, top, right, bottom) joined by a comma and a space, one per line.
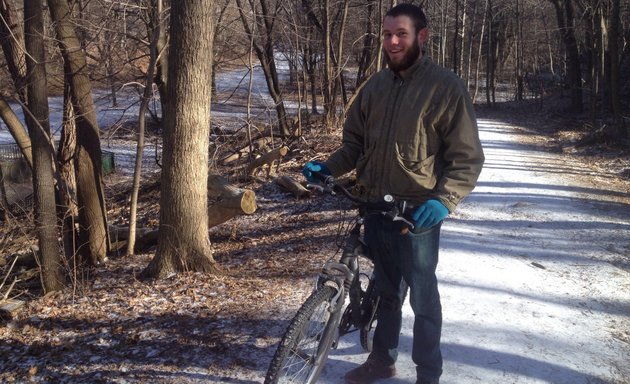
364, 215, 443, 381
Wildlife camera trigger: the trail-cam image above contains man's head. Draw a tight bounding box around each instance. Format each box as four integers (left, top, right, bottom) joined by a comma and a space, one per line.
382, 4, 428, 74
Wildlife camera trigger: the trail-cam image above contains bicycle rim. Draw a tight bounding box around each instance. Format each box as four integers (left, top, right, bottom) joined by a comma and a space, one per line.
265, 285, 340, 384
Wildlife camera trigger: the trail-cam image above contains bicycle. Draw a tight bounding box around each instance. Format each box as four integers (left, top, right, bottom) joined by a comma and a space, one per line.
264, 172, 415, 384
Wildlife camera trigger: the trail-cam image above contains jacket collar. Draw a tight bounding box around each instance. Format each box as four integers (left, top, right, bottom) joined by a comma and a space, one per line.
388, 55, 432, 81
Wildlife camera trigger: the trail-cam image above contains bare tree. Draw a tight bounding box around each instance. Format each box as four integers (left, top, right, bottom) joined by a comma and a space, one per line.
143, 0, 219, 277
127, 0, 160, 256
48, 0, 110, 266
236, 0, 291, 136
0, 0, 32, 166
24, 0, 63, 292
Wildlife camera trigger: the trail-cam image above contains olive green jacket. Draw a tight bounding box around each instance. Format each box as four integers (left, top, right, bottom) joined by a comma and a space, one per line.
324, 56, 484, 212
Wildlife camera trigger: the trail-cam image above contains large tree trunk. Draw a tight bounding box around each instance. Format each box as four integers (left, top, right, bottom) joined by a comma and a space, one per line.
24, 0, 64, 292
143, 0, 218, 278
48, 0, 109, 266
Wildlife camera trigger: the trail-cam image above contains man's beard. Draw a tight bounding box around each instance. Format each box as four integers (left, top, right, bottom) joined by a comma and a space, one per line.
386, 40, 421, 73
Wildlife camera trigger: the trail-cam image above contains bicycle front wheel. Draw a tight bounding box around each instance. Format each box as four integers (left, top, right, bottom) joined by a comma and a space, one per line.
265, 285, 340, 384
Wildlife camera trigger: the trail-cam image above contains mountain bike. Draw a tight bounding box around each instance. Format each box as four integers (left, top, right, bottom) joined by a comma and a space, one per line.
264, 172, 415, 384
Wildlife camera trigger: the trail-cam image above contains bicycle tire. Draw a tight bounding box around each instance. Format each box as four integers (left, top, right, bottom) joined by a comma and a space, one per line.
359, 278, 379, 352
265, 285, 340, 384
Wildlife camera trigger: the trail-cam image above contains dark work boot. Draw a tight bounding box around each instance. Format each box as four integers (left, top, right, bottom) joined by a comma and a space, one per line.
344, 357, 396, 384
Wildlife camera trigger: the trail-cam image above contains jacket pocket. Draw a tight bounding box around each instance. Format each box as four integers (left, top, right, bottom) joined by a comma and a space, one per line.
393, 143, 437, 195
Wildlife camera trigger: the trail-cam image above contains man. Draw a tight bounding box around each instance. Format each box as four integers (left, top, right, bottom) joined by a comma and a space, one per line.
303, 4, 484, 384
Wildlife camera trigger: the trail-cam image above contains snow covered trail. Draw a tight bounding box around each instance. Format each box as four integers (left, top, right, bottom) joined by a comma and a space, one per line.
315, 118, 630, 384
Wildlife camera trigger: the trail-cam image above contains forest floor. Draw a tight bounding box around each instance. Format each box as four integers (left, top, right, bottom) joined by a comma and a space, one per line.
0, 97, 629, 383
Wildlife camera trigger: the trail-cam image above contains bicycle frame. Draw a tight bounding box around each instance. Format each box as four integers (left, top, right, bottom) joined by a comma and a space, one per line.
264, 172, 410, 384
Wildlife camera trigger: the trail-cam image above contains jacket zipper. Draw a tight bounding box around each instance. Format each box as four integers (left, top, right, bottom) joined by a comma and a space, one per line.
378, 78, 405, 199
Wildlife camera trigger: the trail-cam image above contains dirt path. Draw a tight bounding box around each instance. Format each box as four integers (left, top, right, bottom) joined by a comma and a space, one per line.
314, 117, 630, 384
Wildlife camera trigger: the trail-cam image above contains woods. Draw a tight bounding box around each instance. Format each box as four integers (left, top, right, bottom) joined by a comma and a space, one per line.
0, 1, 628, 383
0, 0, 628, 291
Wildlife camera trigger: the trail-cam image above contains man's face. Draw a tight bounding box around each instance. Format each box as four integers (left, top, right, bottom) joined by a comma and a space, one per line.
382, 15, 427, 73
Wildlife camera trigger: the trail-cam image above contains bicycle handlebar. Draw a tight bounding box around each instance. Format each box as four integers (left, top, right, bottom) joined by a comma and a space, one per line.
308, 171, 415, 230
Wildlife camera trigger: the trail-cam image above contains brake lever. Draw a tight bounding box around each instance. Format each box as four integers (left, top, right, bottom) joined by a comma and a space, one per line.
382, 206, 415, 233
392, 215, 415, 230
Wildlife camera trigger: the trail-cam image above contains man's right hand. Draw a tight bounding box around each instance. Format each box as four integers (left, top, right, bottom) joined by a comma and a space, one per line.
302, 161, 331, 183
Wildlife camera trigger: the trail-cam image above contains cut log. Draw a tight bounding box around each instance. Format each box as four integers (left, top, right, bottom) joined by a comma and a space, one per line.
219, 137, 273, 165
207, 174, 257, 228
245, 145, 289, 177
0, 299, 24, 321
274, 175, 311, 198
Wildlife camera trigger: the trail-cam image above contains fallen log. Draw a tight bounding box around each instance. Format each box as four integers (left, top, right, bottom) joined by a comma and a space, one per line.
274, 175, 311, 198
0, 299, 24, 321
109, 226, 159, 253
109, 176, 257, 253
208, 174, 257, 227
245, 145, 289, 178
219, 137, 273, 165
109, 225, 156, 242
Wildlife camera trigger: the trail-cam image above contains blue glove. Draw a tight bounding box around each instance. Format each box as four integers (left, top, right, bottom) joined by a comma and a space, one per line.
302, 161, 331, 183
411, 199, 449, 228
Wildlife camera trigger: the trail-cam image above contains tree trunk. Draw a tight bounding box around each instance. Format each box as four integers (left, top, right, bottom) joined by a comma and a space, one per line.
0, 97, 32, 168
515, 0, 524, 101
0, 0, 32, 166
236, 0, 290, 137
57, 80, 78, 263
453, 0, 460, 74
608, 0, 626, 140
356, 1, 375, 88
466, 0, 480, 92
48, 0, 109, 266
127, 0, 160, 256
459, 0, 468, 79
0, 0, 27, 100
473, 0, 488, 103
143, 0, 218, 278
486, 0, 494, 106
323, 0, 333, 124
24, 0, 64, 292
154, 0, 168, 120
550, 0, 582, 112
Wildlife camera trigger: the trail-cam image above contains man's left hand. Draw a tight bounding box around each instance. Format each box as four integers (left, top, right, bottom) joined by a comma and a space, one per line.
411, 199, 449, 228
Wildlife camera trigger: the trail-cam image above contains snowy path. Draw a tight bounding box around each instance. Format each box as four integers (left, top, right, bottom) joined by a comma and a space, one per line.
315, 118, 630, 384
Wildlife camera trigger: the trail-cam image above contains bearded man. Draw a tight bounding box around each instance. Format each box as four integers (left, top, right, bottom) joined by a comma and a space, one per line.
303, 4, 484, 384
